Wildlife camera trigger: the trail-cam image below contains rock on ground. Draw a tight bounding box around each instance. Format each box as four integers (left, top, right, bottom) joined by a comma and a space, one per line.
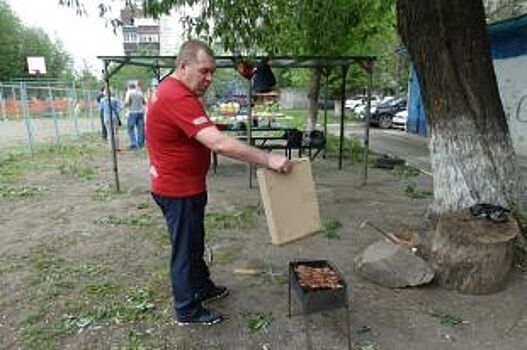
354, 240, 435, 288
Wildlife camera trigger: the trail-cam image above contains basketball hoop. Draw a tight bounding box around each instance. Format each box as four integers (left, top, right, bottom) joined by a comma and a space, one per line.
27, 57, 47, 75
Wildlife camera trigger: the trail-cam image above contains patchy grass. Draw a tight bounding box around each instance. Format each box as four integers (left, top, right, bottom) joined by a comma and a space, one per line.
214, 246, 240, 264
516, 242, 527, 255
84, 281, 120, 297
392, 164, 421, 179
94, 211, 168, 247
391, 164, 432, 199
126, 329, 149, 350
94, 211, 161, 227
244, 312, 273, 334
431, 312, 464, 327
48, 205, 74, 224
0, 184, 47, 199
319, 219, 343, 239
355, 342, 378, 350
92, 182, 119, 201
0, 148, 27, 179
205, 205, 260, 234
511, 204, 527, 233
0, 136, 99, 209
57, 159, 96, 180
135, 201, 151, 210
405, 182, 433, 199
0, 135, 100, 182
17, 245, 169, 349
62, 286, 158, 329
325, 135, 372, 164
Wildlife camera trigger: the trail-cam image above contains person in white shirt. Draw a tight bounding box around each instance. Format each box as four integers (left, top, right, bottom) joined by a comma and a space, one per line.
124, 82, 146, 150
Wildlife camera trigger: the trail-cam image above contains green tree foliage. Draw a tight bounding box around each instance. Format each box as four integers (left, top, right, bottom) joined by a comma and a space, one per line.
138, 0, 393, 55
62, 0, 399, 123
138, 0, 396, 127
61, 1, 398, 92
0, 0, 24, 80
0, 0, 74, 81
20, 27, 74, 79
77, 61, 103, 90
127, 0, 397, 91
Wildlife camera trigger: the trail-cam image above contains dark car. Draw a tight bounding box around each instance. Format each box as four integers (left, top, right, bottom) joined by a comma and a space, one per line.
317, 99, 334, 110
362, 97, 406, 128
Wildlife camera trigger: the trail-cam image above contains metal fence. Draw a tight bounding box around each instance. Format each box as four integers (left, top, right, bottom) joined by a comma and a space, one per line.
0, 81, 103, 151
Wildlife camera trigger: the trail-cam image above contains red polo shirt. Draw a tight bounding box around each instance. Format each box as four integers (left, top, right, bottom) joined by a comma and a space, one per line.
146, 76, 216, 197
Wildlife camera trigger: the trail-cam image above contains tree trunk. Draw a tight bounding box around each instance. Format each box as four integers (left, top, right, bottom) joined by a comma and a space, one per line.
397, 0, 520, 214
306, 67, 322, 132
396, 0, 521, 293
432, 210, 518, 294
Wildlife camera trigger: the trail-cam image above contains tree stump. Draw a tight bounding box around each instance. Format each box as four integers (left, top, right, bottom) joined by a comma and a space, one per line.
431, 210, 518, 294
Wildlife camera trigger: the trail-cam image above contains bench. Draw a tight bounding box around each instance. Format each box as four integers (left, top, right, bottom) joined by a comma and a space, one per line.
212, 132, 326, 173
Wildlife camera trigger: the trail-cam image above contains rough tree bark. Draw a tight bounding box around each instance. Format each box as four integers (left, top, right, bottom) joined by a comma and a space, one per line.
396, 0, 521, 293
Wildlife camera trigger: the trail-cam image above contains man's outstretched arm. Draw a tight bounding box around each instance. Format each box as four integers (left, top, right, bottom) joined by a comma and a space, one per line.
195, 126, 292, 173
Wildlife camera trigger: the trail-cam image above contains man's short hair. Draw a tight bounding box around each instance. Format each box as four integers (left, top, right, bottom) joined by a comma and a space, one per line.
128, 82, 136, 89
176, 39, 214, 66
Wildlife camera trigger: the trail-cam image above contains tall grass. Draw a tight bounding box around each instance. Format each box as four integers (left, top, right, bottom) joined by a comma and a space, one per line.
0, 135, 100, 182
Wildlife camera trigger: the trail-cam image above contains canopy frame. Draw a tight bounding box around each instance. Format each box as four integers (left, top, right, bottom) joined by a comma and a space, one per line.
98, 54, 376, 191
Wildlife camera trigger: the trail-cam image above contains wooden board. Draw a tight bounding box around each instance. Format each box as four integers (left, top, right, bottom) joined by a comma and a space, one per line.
257, 158, 321, 245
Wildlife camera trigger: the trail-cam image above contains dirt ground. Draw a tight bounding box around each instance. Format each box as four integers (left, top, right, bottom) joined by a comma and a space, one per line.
1, 134, 527, 350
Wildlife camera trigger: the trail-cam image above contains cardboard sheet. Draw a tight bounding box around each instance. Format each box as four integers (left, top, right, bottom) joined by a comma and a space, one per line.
257, 158, 321, 245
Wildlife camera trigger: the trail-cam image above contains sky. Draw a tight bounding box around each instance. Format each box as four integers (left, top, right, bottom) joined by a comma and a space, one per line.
6, 0, 123, 76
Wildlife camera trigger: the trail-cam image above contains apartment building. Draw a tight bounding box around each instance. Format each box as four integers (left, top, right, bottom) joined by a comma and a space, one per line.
120, 3, 160, 55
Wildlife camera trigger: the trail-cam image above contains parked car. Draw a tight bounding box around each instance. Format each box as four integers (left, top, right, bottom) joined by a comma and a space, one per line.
392, 109, 408, 130
345, 96, 364, 110
352, 96, 381, 117
361, 97, 407, 128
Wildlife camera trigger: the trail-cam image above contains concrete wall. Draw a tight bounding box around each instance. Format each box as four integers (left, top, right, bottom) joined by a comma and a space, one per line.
159, 12, 185, 56
494, 55, 527, 156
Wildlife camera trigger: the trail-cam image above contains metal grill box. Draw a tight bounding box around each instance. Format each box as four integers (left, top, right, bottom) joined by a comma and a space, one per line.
288, 260, 348, 315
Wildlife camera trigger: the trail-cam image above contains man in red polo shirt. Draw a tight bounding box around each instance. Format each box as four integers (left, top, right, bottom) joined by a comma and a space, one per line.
146, 39, 292, 326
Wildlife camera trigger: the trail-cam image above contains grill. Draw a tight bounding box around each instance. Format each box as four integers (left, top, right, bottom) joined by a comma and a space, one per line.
288, 260, 351, 349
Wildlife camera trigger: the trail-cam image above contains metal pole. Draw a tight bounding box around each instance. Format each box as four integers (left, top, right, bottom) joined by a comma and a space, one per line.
0, 87, 6, 140
362, 62, 374, 186
48, 84, 60, 143
104, 61, 121, 192
247, 80, 253, 188
20, 82, 34, 154
323, 70, 329, 158
0, 86, 6, 122
11, 86, 19, 120
338, 66, 348, 170
86, 89, 94, 132
71, 81, 79, 137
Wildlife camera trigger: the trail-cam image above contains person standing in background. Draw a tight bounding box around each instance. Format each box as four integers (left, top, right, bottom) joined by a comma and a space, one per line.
124, 82, 146, 150
96, 86, 107, 140
99, 91, 122, 151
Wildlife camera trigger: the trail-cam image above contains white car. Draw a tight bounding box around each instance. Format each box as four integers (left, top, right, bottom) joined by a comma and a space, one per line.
353, 97, 381, 118
345, 98, 363, 110
392, 110, 408, 130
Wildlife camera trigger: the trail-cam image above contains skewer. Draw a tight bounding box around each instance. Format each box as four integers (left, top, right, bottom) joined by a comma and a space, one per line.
359, 220, 399, 244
